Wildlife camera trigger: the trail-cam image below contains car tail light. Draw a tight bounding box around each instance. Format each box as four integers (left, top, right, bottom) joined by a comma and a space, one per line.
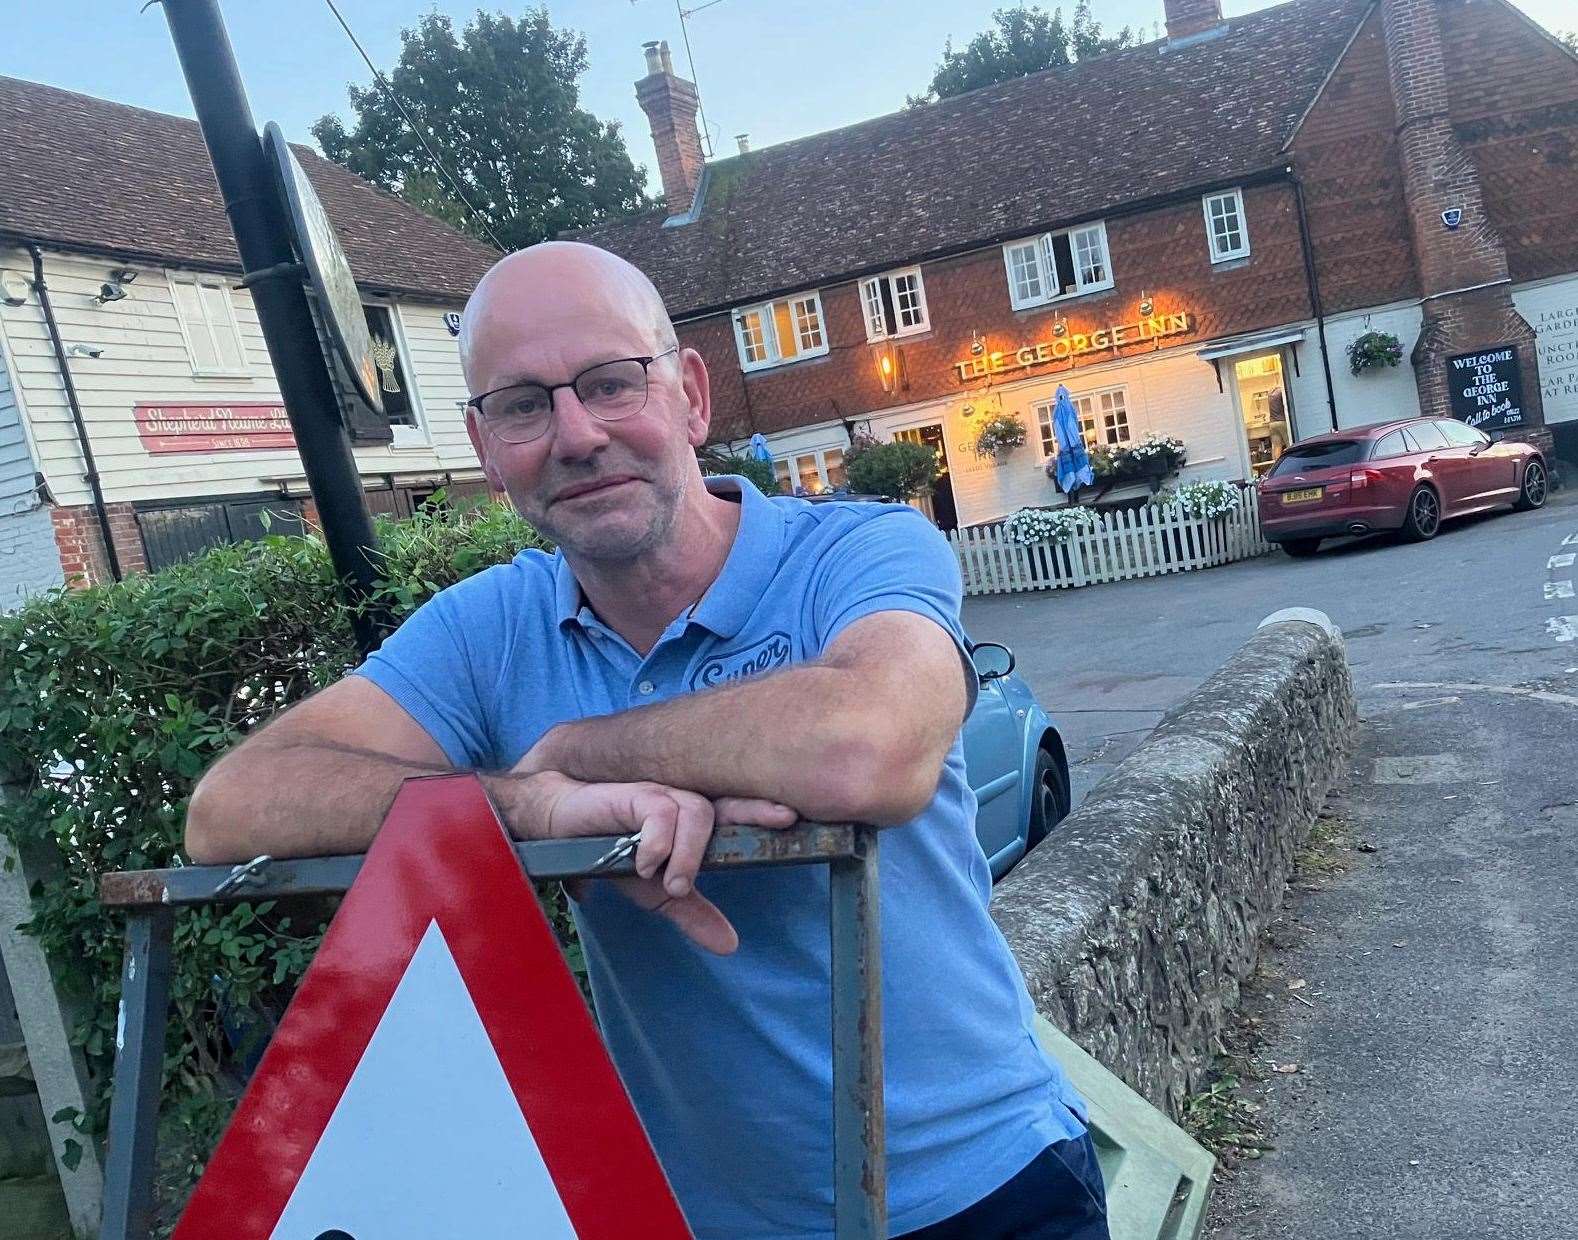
1350, 468, 1383, 490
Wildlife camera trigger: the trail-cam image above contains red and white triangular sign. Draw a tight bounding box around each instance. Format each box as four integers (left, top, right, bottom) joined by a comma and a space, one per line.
175, 773, 693, 1239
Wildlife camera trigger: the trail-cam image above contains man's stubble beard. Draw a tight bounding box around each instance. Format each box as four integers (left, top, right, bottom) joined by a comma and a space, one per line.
515, 466, 689, 565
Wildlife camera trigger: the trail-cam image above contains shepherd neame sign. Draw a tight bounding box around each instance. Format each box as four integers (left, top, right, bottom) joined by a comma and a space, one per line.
1448, 346, 1526, 432
134, 403, 297, 454
953, 312, 1194, 381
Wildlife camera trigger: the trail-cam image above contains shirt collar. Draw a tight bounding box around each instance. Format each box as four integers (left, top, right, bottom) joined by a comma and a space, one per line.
691, 476, 784, 639
553, 475, 783, 640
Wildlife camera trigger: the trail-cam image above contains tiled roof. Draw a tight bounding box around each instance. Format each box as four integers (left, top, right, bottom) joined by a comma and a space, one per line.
0, 75, 500, 303
575, 0, 1373, 318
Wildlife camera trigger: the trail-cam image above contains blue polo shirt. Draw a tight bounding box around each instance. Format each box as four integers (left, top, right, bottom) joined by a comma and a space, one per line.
355, 477, 1086, 1238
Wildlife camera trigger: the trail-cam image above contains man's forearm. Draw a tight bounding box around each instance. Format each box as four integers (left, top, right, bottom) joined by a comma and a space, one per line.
526, 655, 957, 826
185, 740, 531, 864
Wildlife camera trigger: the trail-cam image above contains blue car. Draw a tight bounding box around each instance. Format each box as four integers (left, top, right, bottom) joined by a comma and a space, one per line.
964, 642, 1071, 879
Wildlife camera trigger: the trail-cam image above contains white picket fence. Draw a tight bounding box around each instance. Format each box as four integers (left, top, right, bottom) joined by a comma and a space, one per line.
948, 487, 1276, 596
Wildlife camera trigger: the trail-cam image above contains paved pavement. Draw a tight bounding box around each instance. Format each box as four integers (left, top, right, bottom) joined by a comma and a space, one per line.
964, 488, 1578, 1239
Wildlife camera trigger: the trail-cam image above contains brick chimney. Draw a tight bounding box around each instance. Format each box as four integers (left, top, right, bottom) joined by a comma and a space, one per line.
1164, 0, 1223, 41
1381, 0, 1548, 442
636, 40, 704, 216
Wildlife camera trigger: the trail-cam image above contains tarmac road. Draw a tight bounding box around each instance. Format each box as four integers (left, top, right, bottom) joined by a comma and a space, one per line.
964, 487, 1578, 1239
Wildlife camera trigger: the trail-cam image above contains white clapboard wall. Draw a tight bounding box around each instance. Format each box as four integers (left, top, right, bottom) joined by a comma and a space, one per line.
948, 488, 1275, 596
0, 246, 479, 509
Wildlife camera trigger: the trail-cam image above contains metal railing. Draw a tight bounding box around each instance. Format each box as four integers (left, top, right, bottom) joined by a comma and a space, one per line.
96, 795, 884, 1239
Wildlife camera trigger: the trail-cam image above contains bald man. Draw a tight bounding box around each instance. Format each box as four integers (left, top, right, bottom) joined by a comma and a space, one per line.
187, 242, 1106, 1239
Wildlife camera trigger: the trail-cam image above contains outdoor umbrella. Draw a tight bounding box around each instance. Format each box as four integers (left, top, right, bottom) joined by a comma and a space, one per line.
1050, 385, 1095, 495
748, 433, 772, 462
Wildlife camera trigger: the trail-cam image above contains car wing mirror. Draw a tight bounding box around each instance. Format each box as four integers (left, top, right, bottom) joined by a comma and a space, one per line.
970, 642, 1015, 683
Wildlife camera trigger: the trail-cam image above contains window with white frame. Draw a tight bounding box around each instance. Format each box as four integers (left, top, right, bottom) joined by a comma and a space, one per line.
732, 292, 829, 372
1203, 189, 1250, 263
362, 303, 425, 442
1034, 387, 1131, 455
1002, 222, 1114, 310
772, 446, 848, 495
169, 274, 248, 376
859, 267, 930, 341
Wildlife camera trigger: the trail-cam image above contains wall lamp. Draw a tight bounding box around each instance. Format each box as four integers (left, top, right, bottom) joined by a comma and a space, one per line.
875, 343, 907, 394
1139, 290, 1155, 316
970, 331, 985, 357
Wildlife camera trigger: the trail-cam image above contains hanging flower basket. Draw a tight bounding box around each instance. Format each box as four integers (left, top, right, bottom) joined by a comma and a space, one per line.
1347, 330, 1404, 376
970, 413, 1028, 460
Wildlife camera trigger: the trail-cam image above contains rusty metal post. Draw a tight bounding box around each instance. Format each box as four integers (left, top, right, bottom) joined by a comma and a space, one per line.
829, 826, 884, 1239
99, 908, 173, 1240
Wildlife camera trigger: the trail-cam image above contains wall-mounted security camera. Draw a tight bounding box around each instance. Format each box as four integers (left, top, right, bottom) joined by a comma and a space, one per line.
67, 343, 104, 359
94, 282, 129, 305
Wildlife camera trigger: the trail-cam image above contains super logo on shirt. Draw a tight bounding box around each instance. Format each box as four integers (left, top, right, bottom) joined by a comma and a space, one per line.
689, 631, 793, 689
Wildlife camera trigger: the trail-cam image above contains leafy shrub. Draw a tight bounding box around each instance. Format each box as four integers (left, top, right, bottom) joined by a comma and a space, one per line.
697, 446, 778, 495
844, 433, 939, 500
0, 496, 549, 1213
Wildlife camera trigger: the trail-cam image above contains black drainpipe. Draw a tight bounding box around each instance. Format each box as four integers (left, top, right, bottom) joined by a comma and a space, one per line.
1286, 167, 1341, 433
25, 244, 122, 581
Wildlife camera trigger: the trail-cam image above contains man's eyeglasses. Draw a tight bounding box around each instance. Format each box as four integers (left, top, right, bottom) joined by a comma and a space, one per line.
466, 347, 680, 444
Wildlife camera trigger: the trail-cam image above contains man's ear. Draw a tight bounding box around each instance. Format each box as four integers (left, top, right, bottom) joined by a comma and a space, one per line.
465, 408, 506, 492
680, 347, 713, 448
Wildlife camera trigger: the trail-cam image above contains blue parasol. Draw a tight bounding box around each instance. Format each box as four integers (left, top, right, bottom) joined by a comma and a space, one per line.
748, 433, 772, 462
1051, 385, 1095, 494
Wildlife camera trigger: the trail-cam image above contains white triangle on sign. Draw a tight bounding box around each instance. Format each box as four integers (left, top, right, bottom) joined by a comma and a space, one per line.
268, 920, 580, 1240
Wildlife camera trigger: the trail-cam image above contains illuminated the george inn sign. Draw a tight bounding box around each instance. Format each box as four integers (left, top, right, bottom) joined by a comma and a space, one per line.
954, 312, 1195, 381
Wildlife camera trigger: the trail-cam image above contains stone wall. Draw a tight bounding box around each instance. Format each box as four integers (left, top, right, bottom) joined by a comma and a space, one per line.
991, 610, 1357, 1118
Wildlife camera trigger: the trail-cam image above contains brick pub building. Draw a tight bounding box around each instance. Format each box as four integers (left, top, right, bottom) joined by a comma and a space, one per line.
582, 0, 1578, 529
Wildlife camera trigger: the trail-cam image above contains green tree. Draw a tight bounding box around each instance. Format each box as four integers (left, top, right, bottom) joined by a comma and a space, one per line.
313, 8, 649, 250
845, 436, 939, 501
698, 446, 778, 495
918, 1, 1136, 102
1561, 30, 1578, 53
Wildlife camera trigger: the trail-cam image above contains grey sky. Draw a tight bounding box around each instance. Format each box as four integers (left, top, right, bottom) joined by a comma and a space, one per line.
3, 1, 1570, 193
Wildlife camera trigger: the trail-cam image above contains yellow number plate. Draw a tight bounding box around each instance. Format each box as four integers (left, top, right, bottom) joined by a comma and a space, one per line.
1281, 488, 1324, 504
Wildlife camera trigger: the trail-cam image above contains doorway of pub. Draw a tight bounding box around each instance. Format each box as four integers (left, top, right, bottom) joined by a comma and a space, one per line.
1231, 351, 1295, 478
893, 423, 958, 531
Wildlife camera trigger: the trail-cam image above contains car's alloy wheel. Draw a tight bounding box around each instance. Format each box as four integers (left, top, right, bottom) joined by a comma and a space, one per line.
1403, 486, 1440, 541
1515, 460, 1547, 511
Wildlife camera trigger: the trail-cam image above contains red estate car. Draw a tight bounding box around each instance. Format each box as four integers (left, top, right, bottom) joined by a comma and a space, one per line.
1259, 417, 1548, 556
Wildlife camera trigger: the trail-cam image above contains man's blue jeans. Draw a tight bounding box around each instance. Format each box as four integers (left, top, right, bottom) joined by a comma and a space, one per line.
894, 1132, 1111, 1240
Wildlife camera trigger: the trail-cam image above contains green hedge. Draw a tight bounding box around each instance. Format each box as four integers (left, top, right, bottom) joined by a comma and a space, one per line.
0, 496, 550, 1214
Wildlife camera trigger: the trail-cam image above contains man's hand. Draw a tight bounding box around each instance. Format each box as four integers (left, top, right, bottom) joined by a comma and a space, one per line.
497, 771, 796, 954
